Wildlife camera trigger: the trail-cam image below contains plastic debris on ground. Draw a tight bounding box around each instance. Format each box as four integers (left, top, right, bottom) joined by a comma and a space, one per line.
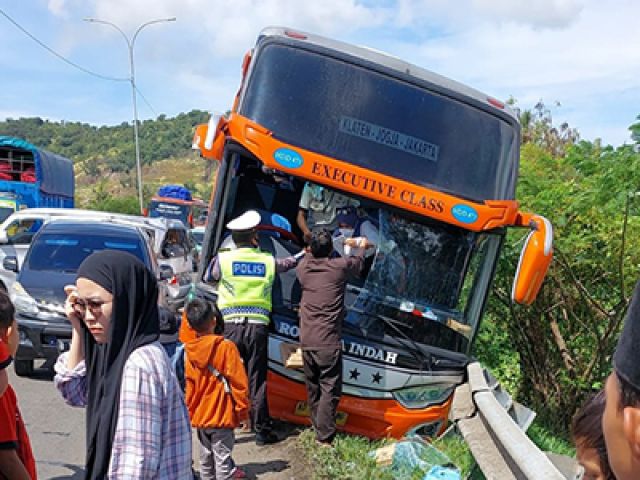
371, 435, 461, 480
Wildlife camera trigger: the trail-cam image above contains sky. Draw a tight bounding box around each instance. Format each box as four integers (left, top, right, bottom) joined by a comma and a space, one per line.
0, 0, 638, 147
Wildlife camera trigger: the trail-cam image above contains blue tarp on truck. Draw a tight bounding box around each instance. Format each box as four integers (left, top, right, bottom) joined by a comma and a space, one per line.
0, 137, 74, 221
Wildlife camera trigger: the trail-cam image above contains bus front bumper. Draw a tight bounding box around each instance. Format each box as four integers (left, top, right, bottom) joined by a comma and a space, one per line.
267, 370, 454, 440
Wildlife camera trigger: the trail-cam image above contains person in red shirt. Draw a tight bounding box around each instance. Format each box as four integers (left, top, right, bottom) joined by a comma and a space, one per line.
0, 337, 9, 397
0, 291, 37, 480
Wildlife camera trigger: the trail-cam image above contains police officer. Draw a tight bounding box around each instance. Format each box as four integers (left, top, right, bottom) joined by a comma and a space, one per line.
205, 210, 304, 445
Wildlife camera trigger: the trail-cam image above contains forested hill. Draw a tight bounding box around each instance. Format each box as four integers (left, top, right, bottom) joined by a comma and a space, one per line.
0, 109, 209, 174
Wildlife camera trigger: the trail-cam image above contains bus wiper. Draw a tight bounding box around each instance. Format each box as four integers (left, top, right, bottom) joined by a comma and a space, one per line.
350, 307, 433, 370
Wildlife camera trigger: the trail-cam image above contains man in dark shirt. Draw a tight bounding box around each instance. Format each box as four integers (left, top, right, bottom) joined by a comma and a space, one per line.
296, 229, 369, 445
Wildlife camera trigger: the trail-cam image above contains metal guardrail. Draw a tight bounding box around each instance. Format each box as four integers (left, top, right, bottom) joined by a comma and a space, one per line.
450, 362, 582, 480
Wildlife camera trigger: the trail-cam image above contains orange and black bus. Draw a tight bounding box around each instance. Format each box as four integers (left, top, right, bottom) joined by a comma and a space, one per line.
191, 27, 552, 439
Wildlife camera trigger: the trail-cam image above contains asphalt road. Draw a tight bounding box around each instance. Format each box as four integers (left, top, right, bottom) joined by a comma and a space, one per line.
8, 360, 85, 479
9, 359, 300, 479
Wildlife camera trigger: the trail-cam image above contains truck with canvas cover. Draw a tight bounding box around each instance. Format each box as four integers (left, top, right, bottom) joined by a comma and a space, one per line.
191, 27, 553, 440
0, 137, 74, 222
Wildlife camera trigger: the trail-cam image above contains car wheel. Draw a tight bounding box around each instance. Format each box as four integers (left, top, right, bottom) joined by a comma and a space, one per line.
14, 359, 34, 377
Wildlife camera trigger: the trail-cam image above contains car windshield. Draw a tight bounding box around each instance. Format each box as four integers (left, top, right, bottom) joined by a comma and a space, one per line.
0, 207, 14, 223
364, 210, 475, 309
26, 233, 146, 272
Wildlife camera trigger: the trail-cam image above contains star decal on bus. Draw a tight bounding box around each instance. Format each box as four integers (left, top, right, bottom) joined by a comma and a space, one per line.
349, 368, 360, 380
372, 372, 383, 384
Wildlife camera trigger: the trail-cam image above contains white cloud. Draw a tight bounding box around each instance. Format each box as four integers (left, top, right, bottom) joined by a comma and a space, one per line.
47, 0, 68, 17
47, 0, 86, 18
471, 0, 583, 29
87, 0, 388, 59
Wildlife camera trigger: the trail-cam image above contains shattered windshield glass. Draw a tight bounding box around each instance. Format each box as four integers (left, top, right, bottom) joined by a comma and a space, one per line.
343, 209, 500, 353
363, 210, 475, 310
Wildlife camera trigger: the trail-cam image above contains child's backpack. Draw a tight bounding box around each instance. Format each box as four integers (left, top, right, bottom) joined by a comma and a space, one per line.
171, 342, 232, 395
171, 343, 186, 391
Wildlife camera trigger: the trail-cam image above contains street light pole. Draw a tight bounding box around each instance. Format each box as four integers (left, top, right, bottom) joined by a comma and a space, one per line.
84, 17, 176, 214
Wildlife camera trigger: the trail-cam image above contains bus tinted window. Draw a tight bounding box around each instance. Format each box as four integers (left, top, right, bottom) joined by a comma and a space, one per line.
241, 43, 518, 202
149, 200, 190, 224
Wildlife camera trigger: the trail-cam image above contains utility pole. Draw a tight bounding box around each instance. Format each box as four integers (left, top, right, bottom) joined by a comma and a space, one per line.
84, 17, 176, 213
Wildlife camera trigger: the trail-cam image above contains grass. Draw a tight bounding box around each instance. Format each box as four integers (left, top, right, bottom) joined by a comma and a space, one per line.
297, 419, 574, 480
298, 427, 479, 480
526, 420, 575, 457
298, 429, 395, 480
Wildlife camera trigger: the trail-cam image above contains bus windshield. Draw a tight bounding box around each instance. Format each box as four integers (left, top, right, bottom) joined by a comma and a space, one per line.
241, 43, 518, 202
341, 208, 501, 353
366, 210, 475, 309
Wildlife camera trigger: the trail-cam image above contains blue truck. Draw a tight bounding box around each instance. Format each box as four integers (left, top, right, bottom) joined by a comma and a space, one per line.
0, 136, 74, 222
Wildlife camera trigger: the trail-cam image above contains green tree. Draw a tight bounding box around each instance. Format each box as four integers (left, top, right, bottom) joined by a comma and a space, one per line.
478, 139, 640, 430
508, 99, 579, 156
0, 109, 210, 169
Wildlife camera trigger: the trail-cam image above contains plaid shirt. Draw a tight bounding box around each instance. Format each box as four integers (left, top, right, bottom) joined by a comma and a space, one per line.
54, 342, 192, 479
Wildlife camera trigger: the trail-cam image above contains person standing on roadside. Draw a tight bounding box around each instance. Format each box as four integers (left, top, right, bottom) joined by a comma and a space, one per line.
296, 230, 369, 446
184, 299, 249, 480
205, 210, 304, 445
572, 390, 615, 480
0, 291, 37, 480
54, 250, 192, 479
602, 279, 640, 480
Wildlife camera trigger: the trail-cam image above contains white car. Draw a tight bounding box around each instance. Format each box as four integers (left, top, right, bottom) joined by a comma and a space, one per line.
0, 208, 142, 292
0, 209, 195, 313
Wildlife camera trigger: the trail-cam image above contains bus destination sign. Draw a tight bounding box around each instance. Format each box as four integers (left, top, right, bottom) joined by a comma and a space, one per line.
339, 116, 439, 163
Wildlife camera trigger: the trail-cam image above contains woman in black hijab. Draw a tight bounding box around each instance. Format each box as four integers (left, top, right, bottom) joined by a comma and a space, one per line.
54, 250, 192, 479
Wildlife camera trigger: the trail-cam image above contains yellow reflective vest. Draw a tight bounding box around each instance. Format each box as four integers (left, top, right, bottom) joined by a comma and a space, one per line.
216, 248, 276, 324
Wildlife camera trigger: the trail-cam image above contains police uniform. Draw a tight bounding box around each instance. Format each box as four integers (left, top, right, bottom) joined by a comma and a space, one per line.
208, 210, 302, 443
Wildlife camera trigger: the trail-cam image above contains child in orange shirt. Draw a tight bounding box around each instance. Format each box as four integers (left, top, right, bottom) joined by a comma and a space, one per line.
184, 299, 249, 480
0, 291, 36, 479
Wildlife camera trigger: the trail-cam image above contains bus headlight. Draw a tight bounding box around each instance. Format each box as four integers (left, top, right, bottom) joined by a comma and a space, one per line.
392, 384, 454, 410
11, 282, 39, 315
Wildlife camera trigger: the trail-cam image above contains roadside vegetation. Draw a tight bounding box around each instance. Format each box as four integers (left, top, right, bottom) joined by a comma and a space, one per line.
0, 110, 215, 214
0, 110, 209, 173
477, 104, 640, 440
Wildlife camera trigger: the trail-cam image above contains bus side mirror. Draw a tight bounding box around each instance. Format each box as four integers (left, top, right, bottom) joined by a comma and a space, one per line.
192, 114, 226, 161
512, 215, 553, 305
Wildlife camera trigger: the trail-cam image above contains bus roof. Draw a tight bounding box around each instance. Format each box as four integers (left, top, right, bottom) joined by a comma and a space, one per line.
257, 27, 518, 123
